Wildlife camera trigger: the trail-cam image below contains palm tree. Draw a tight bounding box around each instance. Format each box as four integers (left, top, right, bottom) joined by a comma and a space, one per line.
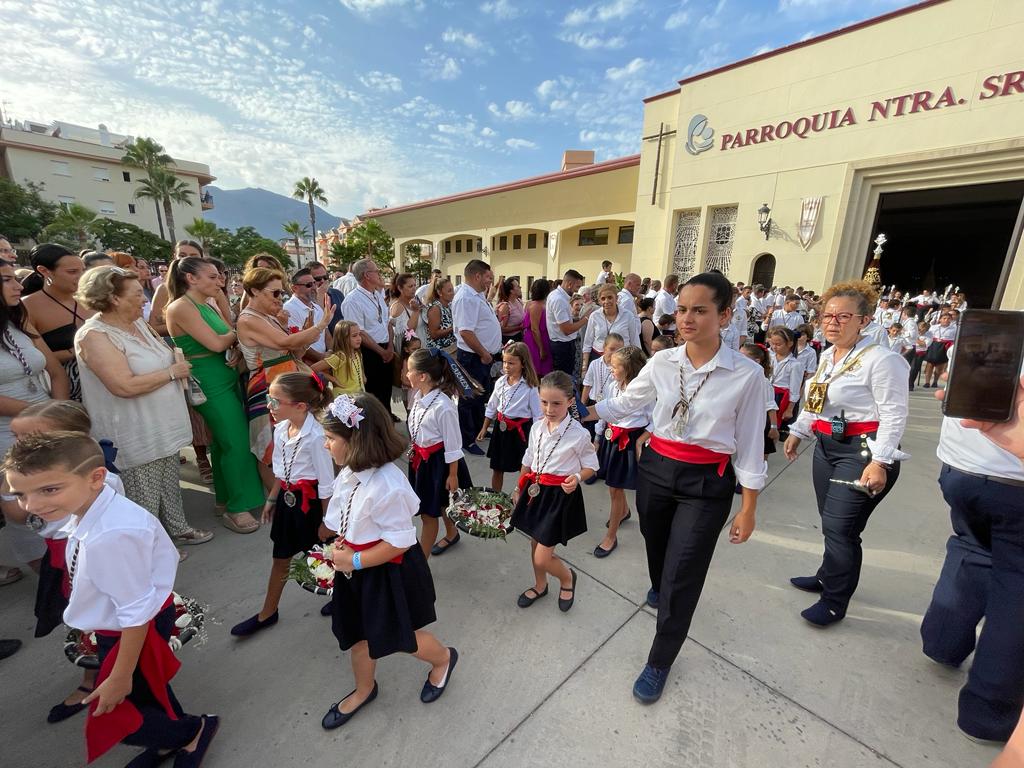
184, 217, 219, 246
42, 203, 98, 249
122, 138, 173, 239
292, 177, 327, 258
282, 221, 309, 268
134, 169, 194, 243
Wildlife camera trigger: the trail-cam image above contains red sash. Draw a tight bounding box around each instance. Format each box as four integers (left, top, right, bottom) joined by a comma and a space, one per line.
496, 413, 529, 441
649, 435, 730, 477
812, 420, 879, 438
342, 538, 404, 564
941, 340, 954, 350
44, 537, 70, 599
517, 472, 571, 502
280, 479, 319, 514
772, 386, 792, 429
608, 425, 642, 451
87, 595, 178, 763
410, 441, 444, 471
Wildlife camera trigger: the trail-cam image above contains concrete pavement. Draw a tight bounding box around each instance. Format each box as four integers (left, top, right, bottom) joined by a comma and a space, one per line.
0, 389, 1003, 767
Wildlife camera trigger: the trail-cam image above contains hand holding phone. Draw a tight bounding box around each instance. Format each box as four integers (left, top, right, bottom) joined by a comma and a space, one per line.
941, 310, 1024, 423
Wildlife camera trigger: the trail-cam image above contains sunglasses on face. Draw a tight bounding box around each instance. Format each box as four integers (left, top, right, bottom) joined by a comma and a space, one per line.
264, 289, 284, 298
267, 395, 298, 410
294, 282, 314, 288
313, 275, 328, 283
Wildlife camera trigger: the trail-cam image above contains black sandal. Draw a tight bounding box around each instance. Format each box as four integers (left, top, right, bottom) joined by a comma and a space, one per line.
517, 585, 549, 608
430, 532, 461, 556
47, 685, 93, 724
558, 569, 578, 612
606, 509, 632, 528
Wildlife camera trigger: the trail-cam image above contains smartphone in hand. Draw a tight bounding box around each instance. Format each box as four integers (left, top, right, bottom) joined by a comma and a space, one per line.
942, 310, 1024, 423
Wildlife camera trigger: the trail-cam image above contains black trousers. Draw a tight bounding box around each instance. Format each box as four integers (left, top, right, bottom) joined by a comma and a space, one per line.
362, 344, 393, 417
549, 340, 576, 381
456, 349, 495, 447
905, 351, 924, 387
636, 449, 735, 669
95, 604, 202, 751
810, 432, 900, 612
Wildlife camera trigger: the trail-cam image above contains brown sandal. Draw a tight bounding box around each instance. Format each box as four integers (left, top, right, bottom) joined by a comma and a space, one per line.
221, 513, 260, 534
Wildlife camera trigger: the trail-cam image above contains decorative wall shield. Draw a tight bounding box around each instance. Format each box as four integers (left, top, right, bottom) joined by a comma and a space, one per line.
798, 196, 823, 251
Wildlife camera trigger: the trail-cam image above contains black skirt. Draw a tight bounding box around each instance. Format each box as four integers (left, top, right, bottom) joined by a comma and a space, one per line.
330, 544, 437, 659
924, 340, 949, 365
763, 415, 777, 455
408, 449, 473, 519
34, 544, 68, 638
487, 417, 532, 472
511, 484, 587, 547
596, 428, 643, 490
270, 488, 326, 560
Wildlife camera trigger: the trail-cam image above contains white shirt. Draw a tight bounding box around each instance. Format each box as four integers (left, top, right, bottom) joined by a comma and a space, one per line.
911, 293, 930, 306
937, 414, 1024, 481
452, 283, 502, 354
770, 351, 804, 401
583, 309, 640, 353
546, 286, 577, 342
617, 289, 638, 317
323, 464, 418, 548
582, 357, 615, 401
752, 296, 770, 316
283, 295, 326, 354
272, 413, 335, 497
408, 388, 463, 463
655, 289, 677, 330
601, 378, 651, 429
761, 376, 779, 413
797, 345, 818, 378
861, 321, 889, 347
62, 486, 178, 632
522, 414, 600, 476
597, 270, 612, 285
644, 289, 658, 299
485, 375, 542, 420
595, 344, 769, 490
721, 309, 747, 350
415, 283, 431, 304
333, 272, 358, 297
342, 285, 391, 344
763, 309, 802, 331
912, 328, 933, 352
735, 295, 750, 317
774, 293, 786, 308
874, 308, 901, 329
789, 337, 910, 463
929, 324, 957, 342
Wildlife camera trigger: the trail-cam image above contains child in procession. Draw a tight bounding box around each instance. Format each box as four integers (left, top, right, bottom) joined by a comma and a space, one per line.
767, 326, 804, 437
511, 371, 599, 612
478, 341, 542, 493
740, 342, 780, 457
319, 394, 457, 731
230, 372, 336, 638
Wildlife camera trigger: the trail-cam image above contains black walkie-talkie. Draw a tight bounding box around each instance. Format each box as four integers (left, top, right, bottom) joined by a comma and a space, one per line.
831, 409, 848, 440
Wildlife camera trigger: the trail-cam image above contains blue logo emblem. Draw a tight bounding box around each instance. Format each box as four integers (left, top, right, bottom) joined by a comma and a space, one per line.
685, 114, 714, 155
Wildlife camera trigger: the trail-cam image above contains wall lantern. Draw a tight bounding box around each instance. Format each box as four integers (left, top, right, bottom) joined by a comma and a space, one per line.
757, 203, 772, 240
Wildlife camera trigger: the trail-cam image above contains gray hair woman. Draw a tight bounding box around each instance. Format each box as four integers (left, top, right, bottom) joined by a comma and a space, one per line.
74, 266, 212, 556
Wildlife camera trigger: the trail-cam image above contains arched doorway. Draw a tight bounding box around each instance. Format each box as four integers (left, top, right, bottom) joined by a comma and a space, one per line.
751, 253, 776, 288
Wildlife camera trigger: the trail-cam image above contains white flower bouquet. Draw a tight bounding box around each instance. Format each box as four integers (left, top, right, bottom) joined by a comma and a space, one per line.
445, 488, 515, 540
288, 544, 335, 595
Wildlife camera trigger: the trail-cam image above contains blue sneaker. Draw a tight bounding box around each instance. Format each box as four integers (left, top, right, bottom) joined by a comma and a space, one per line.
632, 664, 670, 704
645, 589, 659, 609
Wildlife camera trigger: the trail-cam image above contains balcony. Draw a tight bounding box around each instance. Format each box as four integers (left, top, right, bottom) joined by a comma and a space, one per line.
200, 190, 214, 210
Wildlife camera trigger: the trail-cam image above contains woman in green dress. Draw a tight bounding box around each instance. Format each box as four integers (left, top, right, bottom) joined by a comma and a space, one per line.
165, 256, 264, 533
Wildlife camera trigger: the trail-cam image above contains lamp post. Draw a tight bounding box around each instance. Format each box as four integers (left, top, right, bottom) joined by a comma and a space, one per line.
757, 203, 772, 240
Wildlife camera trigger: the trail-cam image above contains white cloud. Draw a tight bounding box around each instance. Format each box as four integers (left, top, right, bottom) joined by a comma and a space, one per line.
420, 44, 462, 80
563, 0, 639, 27
338, 0, 417, 13
487, 100, 536, 120
480, 126, 497, 137
302, 25, 317, 41
752, 43, 773, 55
480, 0, 520, 19
558, 31, 626, 50
605, 57, 647, 81
505, 138, 537, 150
679, 41, 730, 76
442, 27, 485, 49
535, 76, 574, 102
360, 70, 403, 92
664, 6, 689, 30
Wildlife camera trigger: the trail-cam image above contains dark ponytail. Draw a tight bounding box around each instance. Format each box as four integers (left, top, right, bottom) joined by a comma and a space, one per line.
407, 348, 481, 397
23, 243, 74, 296
682, 271, 733, 312
274, 371, 333, 413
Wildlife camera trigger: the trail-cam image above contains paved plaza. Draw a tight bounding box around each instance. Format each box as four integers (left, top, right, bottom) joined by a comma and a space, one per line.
0, 389, 1002, 768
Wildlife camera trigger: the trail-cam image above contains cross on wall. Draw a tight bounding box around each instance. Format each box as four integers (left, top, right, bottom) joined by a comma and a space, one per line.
642, 121, 677, 205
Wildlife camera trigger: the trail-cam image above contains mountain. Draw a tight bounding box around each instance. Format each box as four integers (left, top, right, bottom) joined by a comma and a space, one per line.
203, 186, 344, 240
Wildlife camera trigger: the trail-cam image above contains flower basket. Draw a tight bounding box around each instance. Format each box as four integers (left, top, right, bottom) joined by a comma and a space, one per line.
288, 544, 335, 596
445, 487, 515, 540
63, 592, 207, 668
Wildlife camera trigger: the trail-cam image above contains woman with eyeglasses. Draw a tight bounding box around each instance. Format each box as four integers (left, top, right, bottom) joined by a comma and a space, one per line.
784, 280, 910, 627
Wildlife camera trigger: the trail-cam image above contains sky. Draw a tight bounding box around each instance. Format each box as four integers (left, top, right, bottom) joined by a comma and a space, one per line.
1, 0, 913, 219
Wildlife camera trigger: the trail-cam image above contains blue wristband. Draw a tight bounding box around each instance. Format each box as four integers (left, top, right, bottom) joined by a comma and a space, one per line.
352, 551, 363, 571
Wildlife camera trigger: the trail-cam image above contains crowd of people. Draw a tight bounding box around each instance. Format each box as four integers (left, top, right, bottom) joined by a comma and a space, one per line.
0, 232, 1019, 767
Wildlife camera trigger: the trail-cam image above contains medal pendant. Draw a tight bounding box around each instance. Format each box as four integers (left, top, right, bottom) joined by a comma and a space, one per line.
527, 483, 541, 498
499, 420, 507, 432
26, 378, 37, 393
283, 490, 297, 507
26, 514, 44, 532
805, 382, 828, 415
604, 428, 613, 440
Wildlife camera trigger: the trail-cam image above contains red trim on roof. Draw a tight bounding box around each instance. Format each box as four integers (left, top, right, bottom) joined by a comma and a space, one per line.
362, 154, 640, 218
664, 0, 949, 90
643, 88, 680, 105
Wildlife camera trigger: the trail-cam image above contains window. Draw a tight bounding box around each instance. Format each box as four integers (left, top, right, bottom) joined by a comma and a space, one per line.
98, 201, 116, 215
527, 233, 537, 249
128, 203, 137, 214
455, 239, 462, 253
527, 275, 534, 290
511, 234, 520, 250
465, 239, 472, 253
455, 275, 462, 286
92, 166, 111, 182
578, 227, 609, 246
491, 236, 495, 250
499, 235, 508, 250
476, 239, 483, 252
704, 205, 738, 275
57, 195, 75, 210
122, 170, 131, 182
617, 225, 634, 244
51, 160, 71, 176
543, 232, 549, 248
444, 240, 451, 254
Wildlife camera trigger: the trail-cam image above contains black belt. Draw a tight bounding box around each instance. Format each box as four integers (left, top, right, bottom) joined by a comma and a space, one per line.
951, 465, 1024, 488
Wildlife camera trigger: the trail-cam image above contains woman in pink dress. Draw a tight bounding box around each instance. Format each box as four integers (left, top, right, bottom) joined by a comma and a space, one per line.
523, 278, 553, 376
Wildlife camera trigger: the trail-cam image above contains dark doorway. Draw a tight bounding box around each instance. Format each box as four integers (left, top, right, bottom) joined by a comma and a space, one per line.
868, 181, 1024, 308
751, 253, 776, 288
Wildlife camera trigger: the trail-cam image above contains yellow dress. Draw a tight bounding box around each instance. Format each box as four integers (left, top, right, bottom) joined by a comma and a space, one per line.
325, 352, 364, 397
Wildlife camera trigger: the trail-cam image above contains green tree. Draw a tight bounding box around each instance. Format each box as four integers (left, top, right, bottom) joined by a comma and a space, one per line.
346, 219, 395, 276
327, 240, 350, 267
292, 177, 327, 254
89, 218, 173, 263
0, 178, 59, 243
403, 243, 431, 283
205, 226, 291, 270
121, 137, 173, 238
134, 168, 193, 243
42, 203, 98, 249
282, 220, 309, 268
184, 217, 219, 245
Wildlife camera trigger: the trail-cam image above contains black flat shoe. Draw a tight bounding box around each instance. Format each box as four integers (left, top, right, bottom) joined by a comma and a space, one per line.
47, 685, 93, 723
322, 682, 378, 730
593, 540, 617, 558
606, 510, 632, 528
229, 611, 279, 637
173, 715, 219, 768
558, 569, 578, 612
430, 532, 461, 556
789, 576, 824, 593
126, 747, 178, 768
320, 600, 332, 617
420, 648, 459, 703
516, 586, 548, 608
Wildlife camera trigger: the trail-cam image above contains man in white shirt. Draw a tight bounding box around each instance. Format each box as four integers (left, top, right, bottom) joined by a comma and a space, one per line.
452, 259, 502, 454
645, 279, 661, 300
596, 260, 613, 286
332, 263, 359, 297
656, 274, 679, 332
735, 285, 751, 316
341, 258, 394, 416
618, 273, 642, 317
762, 294, 803, 331
546, 268, 594, 382
283, 268, 326, 360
